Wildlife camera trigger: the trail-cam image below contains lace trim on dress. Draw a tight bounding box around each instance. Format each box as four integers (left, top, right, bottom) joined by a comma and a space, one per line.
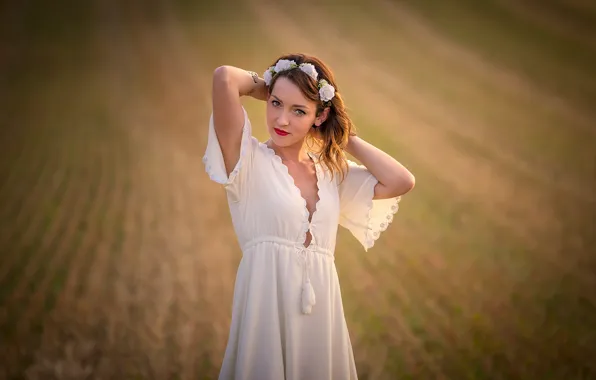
260, 143, 323, 247
362, 178, 401, 250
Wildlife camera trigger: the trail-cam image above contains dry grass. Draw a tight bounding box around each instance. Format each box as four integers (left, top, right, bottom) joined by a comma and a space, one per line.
0, 0, 595, 379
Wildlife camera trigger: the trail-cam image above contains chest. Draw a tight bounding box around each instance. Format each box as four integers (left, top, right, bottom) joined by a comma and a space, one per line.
239, 150, 342, 248
285, 162, 320, 220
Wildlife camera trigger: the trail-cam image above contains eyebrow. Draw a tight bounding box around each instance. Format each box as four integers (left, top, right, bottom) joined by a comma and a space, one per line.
271, 95, 309, 109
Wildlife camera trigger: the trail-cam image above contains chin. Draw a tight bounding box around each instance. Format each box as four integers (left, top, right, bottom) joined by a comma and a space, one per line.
268, 131, 296, 147
269, 136, 288, 147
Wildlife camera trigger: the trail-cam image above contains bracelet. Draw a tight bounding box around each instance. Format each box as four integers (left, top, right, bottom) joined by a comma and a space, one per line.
246, 71, 258, 84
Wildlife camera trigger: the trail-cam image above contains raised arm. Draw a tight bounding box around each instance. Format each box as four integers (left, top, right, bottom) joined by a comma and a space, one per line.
345, 135, 415, 199
211, 65, 268, 176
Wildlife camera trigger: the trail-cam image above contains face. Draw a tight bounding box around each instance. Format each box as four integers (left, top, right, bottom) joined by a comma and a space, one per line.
266, 77, 327, 148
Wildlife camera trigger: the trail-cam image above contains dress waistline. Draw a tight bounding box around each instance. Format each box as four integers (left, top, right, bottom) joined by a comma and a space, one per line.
242, 235, 333, 316
242, 236, 333, 257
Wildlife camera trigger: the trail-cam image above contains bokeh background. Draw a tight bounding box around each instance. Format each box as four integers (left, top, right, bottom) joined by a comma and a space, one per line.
1, 0, 595, 378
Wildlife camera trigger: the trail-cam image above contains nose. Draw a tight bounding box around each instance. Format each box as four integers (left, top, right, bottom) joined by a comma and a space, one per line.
277, 110, 290, 126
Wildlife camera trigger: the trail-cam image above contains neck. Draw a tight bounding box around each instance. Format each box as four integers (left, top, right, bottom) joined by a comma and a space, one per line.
267, 138, 310, 163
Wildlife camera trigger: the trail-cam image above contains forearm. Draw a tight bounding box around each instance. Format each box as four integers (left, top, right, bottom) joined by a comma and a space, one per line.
346, 136, 415, 197
213, 65, 266, 98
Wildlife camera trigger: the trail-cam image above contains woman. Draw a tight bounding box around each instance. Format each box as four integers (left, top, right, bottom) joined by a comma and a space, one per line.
204, 53, 415, 380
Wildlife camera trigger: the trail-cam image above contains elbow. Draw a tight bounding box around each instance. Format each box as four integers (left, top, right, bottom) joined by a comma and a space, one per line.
212, 66, 235, 96
375, 173, 415, 200
391, 173, 415, 198
406, 174, 415, 193
213, 66, 232, 84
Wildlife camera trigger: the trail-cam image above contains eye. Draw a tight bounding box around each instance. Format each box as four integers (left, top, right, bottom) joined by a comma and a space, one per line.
271, 99, 281, 107
294, 109, 306, 116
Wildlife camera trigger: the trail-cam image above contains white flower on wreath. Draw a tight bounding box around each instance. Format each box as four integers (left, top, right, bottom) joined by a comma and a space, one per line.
298, 63, 318, 81
263, 67, 274, 86
263, 59, 335, 102
274, 59, 296, 72
318, 79, 336, 102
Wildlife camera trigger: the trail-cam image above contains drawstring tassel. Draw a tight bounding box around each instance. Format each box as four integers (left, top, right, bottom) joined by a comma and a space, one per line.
299, 246, 316, 315
301, 279, 316, 314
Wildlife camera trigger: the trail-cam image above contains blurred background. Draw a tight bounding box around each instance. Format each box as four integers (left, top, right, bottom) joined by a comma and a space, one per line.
1, 0, 595, 378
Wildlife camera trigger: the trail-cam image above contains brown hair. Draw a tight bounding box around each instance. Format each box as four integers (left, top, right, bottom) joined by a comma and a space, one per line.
267, 53, 356, 182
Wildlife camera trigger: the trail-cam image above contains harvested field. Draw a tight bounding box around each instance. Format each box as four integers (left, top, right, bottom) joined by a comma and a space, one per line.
1, 0, 595, 378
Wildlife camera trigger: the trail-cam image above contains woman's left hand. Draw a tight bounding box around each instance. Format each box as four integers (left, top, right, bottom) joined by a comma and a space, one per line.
344, 135, 415, 199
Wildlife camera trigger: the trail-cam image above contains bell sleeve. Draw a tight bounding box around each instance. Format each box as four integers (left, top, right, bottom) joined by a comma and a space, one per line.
338, 160, 402, 251
202, 106, 256, 202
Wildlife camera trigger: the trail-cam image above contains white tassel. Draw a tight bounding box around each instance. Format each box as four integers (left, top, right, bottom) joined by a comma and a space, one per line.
301, 279, 316, 314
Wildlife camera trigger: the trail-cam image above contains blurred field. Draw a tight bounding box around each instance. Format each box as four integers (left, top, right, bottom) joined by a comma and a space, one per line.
1, 0, 595, 378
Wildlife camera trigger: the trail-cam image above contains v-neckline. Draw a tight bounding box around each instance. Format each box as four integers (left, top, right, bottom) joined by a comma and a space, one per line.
261, 141, 322, 225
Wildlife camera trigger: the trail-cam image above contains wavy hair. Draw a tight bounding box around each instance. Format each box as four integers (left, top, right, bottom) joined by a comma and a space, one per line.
266, 53, 356, 182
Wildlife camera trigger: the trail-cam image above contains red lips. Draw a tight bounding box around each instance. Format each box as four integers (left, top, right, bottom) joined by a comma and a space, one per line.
274, 128, 290, 136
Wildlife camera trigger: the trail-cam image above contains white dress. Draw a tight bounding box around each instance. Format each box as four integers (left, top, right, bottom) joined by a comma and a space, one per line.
203, 107, 401, 380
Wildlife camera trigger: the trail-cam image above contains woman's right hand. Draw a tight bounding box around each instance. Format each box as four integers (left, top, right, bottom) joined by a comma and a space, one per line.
247, 78, 269, 101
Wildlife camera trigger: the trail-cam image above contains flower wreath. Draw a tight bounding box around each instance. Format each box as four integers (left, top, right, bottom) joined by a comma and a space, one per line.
263, 59, 336, 104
